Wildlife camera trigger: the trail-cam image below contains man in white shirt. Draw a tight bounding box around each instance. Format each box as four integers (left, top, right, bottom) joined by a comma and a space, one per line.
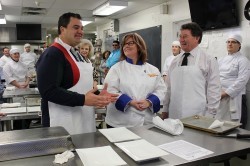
216, 34, 250, 126
0, 47, 10, 102
0, 47, 11, 82
162, 41, 181, 82
20, 43, 37, 69
162, 22, 221, 119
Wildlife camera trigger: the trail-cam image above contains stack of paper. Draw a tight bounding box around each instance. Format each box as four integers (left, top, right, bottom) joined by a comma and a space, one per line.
0, 107, 26, 114
115, 139, 169, 162
158, 140, 213, 161
76, 146, 126, 166
5, 86, 16, 91
1, 103, 21, 108
27, 106, 41, 112
99, 127, 141, 143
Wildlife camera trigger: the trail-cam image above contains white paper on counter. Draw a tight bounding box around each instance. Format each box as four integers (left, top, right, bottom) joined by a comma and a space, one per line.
76, 146, 127, 166
99, 127, 141, 143
1, 103, 21, 108
158, 140, 214, 161
27, 106, 41, 112
0, 107, 26, 114
115, 139, 169, 162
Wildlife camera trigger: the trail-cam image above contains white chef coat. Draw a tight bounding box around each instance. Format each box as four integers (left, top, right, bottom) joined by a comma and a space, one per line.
20, 51, 37, 68
163, 46, 221, 118
216, 51, 250, 121
162, 55, 176, 76
0, 55, 11, 80
104, 60, 167, 127
3, 59, 29, 85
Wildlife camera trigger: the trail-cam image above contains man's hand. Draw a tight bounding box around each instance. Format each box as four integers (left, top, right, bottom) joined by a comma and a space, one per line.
99, 83, 118, 103
84, 83, 118, 107
85, 88, 110, 107
0, 112, 6, 117
221, 91, 229, 99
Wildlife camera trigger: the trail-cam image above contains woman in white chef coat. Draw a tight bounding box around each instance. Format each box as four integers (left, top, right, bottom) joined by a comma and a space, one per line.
104, 33, 167, 128
216, 34, 250, 122
3, 48, 30, 89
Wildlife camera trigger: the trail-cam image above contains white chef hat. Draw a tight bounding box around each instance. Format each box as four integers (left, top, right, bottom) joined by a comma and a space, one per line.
9, 48, 20, 54
24, 43, 31, 48
172, 41, 181, 47
227, 33, 242, 44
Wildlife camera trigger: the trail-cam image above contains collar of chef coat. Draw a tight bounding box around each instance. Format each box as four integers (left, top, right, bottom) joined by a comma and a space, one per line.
228, 51, 241, 56
126, 57, 143, 65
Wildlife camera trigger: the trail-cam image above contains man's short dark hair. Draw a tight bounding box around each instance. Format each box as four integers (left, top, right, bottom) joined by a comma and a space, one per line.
181, 22, 203, 44
2, 47, 9, 52
58, 12, 82, 35
113, 40, 120, 45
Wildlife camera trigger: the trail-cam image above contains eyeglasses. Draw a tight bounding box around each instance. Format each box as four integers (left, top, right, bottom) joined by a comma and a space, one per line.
123, 41, 135, 47
112, 44, 119, 46
226, 40, 239, 44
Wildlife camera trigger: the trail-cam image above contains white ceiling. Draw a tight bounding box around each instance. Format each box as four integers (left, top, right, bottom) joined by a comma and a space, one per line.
0, 0, 169, 34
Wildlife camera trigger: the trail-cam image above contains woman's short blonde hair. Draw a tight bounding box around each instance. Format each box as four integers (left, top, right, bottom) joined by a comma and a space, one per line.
120, 33, 147, 64
78, 39, 94, 58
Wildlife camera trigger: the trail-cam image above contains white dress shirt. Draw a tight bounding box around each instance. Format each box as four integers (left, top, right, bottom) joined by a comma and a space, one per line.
0, 55, 11, 80
162, 55, 176, 76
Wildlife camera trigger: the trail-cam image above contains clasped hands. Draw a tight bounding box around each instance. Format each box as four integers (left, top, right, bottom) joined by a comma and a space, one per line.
85, 83, 118, 107
129, 99, 152, 111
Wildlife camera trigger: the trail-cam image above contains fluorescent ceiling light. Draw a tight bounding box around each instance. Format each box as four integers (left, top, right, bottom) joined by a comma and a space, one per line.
0, 2, 2, 10
81, 18, 95, 26
93, 0, 128, 16
0, 15, 6, 24
81, 21, 93, 26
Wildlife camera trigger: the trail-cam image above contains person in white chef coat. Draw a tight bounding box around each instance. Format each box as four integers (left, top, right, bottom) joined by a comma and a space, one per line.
216, 34, 250, 124
104, 33, 167, 128
163, 22, 221, 119
3, 48, 30, 89
162, 41, 181, 82
20, 43, 37, 69
0, 47, 11, 82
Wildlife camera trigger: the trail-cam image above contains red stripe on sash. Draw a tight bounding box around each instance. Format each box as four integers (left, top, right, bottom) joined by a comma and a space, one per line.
52, 42, 80, 86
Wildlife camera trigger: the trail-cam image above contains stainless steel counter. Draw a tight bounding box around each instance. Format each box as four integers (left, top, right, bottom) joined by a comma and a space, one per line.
0, 125, 250, 166
3, 88, 40, 103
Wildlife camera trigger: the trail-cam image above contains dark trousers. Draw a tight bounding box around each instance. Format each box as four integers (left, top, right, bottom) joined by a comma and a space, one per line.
106, 124, 114, 128
13, 120, 32, 130
240, 95, 247, 129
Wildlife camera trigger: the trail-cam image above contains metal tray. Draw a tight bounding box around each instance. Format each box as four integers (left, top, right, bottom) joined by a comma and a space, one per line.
0, 126, 74, 161
180, 115, 241, 134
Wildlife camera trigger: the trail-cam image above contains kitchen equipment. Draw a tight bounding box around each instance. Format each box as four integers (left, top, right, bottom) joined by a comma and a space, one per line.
0, 126, 74, 161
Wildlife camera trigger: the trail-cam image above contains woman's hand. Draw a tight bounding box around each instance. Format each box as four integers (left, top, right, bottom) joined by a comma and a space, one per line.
129, 99, 151, 111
